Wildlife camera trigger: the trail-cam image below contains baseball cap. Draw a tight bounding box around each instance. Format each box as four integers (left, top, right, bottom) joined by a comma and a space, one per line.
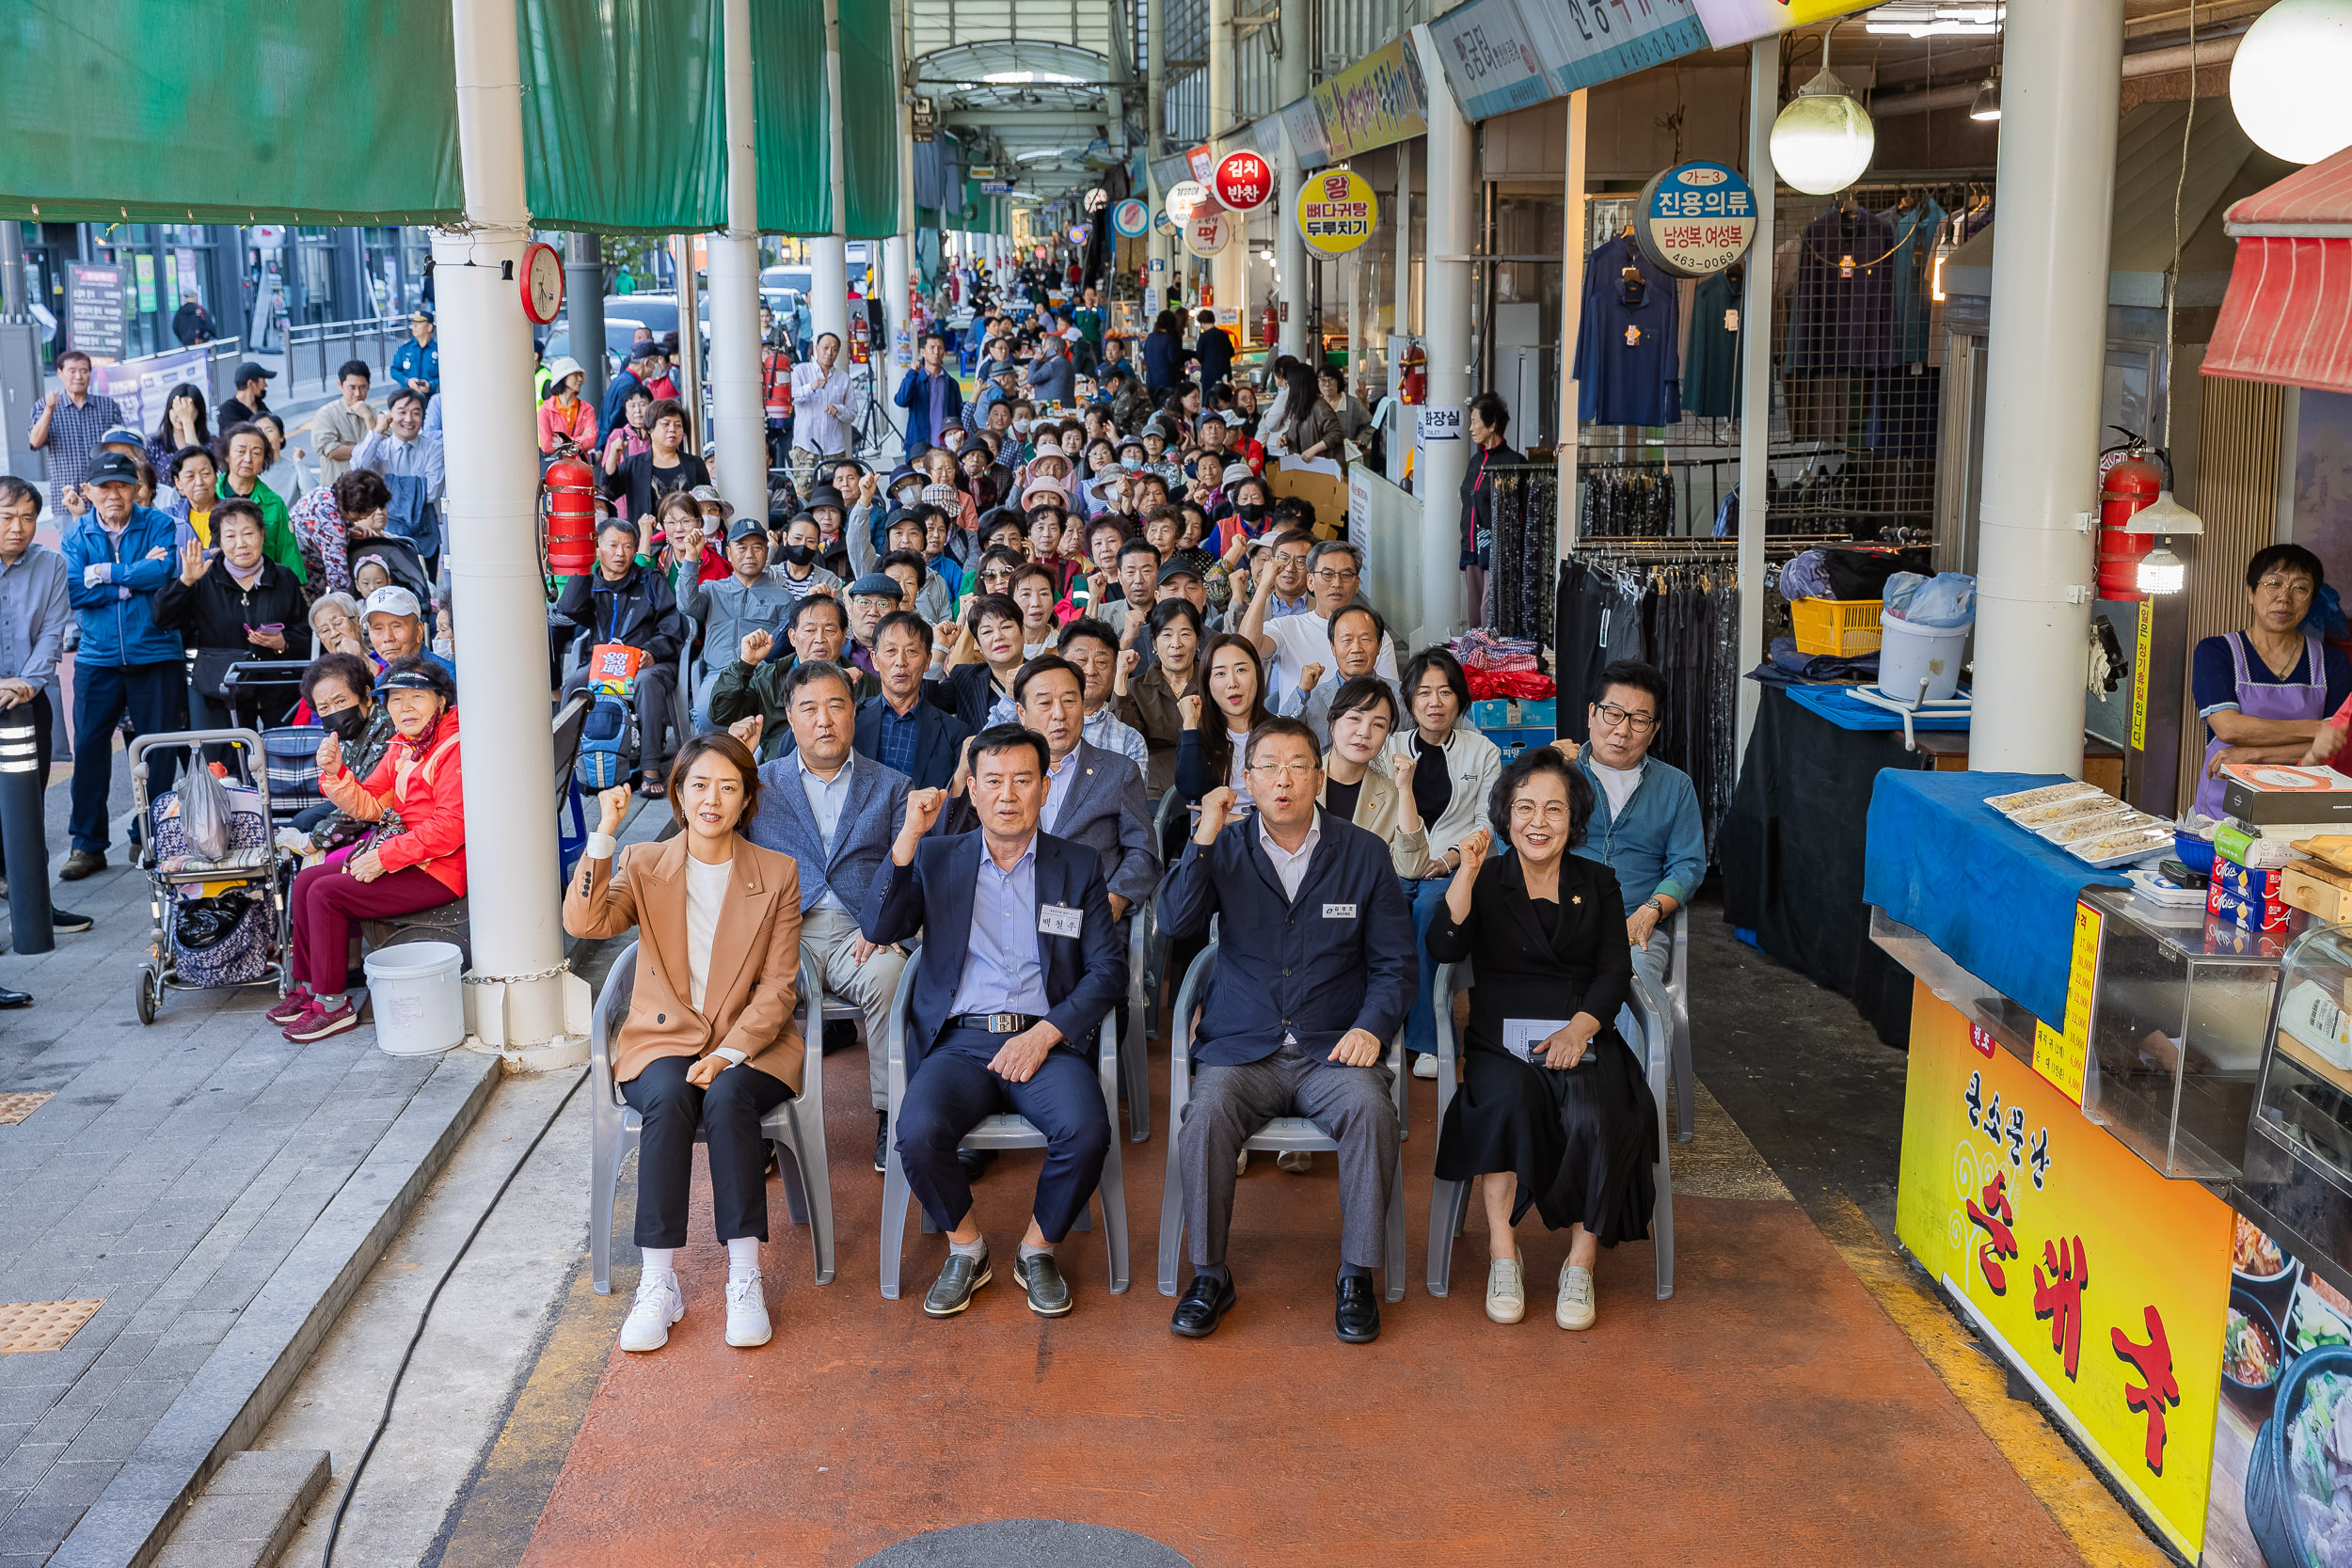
99, 425, 146, 451
84, 451, 141, 487
363, 585, 423, 620
1158, 549, 1212, 584
230, 360, 276, 386
628, 341, 668, 364
726, 518, 767, 543
848, 572, 902, 599
410, 308, 436, 323
688, 484, 731, 516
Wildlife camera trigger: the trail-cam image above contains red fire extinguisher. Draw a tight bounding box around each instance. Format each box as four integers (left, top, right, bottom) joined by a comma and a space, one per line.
1259, 304, 1279, 348
763, 343, 795, 424
542, 446, 598, 578
1400, 342, 1427, 405
848, 311, 870, 366
2097, 429, 2165, 603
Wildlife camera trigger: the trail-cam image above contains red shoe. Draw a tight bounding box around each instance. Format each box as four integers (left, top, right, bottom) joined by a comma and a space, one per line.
264, 984, 314, 1025
283, 998, 360, 1042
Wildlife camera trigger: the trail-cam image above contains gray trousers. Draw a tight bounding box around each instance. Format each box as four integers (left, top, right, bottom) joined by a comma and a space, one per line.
1629, 928, 1671, 997
799, 904, 907, 1111
1178, 1040, 1399, 1271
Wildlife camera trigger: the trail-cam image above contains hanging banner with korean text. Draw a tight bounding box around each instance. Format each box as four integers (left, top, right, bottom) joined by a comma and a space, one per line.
1296, 167, 1379, 258
1692, 0, 1878, 49
1898, 988, 2235, 1557
1429, 0, 1708, 122
67, 263, 126, 363
1634, 161, 1758, 278
1305, 37, 1428, 161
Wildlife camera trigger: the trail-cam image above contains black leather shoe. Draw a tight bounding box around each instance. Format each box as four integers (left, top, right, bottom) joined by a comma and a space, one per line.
822, 1019, 858, 1054
874, 1112, 889, 1174
1334, 1275, 1381, 1343
956, 1148, 995, 1181
1169, 1274, 1237, 1338
50, 908, 93, 934
1017, 1252, 1072, 1316
0, 987, 30, 1009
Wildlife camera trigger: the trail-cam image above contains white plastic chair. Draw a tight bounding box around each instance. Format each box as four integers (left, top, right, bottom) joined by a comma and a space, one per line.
1155, 942, 1410, 1303
590, 943, 835, 1292
1422, 959, 1674, 1301
1667, 906, 1693, 1143
876, 950, 1130, 1299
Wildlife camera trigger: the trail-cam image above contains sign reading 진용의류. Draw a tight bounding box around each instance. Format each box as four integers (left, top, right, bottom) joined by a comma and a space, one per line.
1635, 161, 1758, 279
1296, 168, 1379, 258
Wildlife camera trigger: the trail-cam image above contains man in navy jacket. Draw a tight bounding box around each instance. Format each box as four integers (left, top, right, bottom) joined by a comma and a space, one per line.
1155, 717, 1414, 1343
892, 330, 964, 451
862, 725, 1126, 1321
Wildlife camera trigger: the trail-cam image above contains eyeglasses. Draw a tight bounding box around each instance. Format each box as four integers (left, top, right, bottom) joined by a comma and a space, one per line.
1309, 567, 1359, 583
1593, 702, 1660, 733
2258, 576, 2315, 597
1248, 762, 1319, 783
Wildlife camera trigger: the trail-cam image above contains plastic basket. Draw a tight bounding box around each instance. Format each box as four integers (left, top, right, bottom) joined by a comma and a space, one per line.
1790, 597, 1884, 657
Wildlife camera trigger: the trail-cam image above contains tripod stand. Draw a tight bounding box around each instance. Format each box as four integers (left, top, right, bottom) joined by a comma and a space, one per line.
853, 347, 903, 462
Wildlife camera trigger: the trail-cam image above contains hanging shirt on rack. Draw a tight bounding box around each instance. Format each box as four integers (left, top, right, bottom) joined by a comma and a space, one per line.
1785, 204, 1899, 373
1880, 199, 1946, 367
1576, 233, 1682, 427
1682, 269, 1743, 420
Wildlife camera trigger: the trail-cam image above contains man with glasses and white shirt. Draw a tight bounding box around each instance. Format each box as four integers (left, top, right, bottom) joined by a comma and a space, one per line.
1553, 659, 1704, 995
1237, 539, 1397, 711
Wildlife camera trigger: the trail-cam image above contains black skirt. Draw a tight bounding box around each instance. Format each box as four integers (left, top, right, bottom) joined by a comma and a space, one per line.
1433, 1028, 1660, 1244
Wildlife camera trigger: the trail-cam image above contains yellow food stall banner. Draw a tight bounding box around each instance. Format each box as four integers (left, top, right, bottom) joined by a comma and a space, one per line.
2132, 599, 2154, 752
1899, 986, 2234, 1556
2030, 900, 2104, 1106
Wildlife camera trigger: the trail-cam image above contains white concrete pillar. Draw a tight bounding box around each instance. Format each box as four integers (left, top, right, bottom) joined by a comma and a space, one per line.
812, 0, 850, 348
1735, 39, 1779, 760
708, 0, 766, 522
1276, 0, 1310, 362
1208, 0, 1242, 319
1971, 0, 2125, 774
1411, 24, 1472, 647
1147, 0, 1166, 304
1559, 89, 1586, 558
1387, 135, 1412, 487
439, 0, 582, 1064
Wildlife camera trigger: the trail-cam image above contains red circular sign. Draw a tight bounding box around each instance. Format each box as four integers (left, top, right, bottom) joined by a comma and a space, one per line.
1213, 150, 1273, 213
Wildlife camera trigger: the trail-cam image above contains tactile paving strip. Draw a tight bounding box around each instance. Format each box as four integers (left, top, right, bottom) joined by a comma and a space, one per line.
0, 1300, 104, 1354
0, 1091, 53, 1125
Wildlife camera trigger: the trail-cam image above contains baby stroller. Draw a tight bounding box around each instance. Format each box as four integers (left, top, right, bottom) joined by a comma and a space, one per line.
128, 730, 290, 1025
349, 534, 439, 618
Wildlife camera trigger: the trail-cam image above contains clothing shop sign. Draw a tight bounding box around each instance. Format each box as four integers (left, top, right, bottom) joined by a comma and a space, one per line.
1635, 161, 1757, 278
1431, 0, 1708, 121
1296, 167, 1379, 257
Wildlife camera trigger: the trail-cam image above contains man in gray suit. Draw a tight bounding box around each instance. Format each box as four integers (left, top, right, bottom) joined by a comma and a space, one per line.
745, 659, 911, 1172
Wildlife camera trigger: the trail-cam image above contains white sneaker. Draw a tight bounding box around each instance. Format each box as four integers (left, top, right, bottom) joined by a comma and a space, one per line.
1557, 1262, 1596, 1331
1235, 1149, 1250, 1176
1276, 1150, 1311, 1174
619, 1272, 684, 1352
1411, 1053, 1438, 1080
1486, 1258, 1525, 1324
724, 1275, 771, 1347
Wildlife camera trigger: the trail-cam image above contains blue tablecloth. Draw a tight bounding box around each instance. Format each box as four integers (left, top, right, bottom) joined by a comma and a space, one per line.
1861, 769, 2131, 1027
1785, 683, 1974, 733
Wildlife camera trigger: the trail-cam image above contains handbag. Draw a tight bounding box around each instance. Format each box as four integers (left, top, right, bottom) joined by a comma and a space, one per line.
192, 649, 246, 701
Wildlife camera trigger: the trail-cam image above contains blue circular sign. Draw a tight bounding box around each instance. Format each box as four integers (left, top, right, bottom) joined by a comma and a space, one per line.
1112, 198, 1150, 238
1634, 160, 1758, 279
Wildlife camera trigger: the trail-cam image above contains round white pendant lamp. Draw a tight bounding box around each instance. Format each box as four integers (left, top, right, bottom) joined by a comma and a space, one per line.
1772, 22, 1877, 196
2233, 0, 2352, 164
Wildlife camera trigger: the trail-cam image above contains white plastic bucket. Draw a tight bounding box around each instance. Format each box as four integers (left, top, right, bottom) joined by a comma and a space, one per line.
1877, 612, 1969, 704
362, 941, 466, 1056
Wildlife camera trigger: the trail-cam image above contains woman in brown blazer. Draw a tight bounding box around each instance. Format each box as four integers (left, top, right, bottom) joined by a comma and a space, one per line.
564, 732, 804, 1354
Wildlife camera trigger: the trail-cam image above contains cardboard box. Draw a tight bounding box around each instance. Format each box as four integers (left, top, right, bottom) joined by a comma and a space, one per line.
2214, 820, 2348, 868
1484, 725, 1557, 765
1470, 698, 1558, 730
2283, 863, 2352, 924
2213, 858, 2285, 902
2219, 764, 2352, 826
2209, 879, 2293, 931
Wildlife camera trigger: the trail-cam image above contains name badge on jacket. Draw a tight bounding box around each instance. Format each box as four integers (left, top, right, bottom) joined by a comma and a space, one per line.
1323, 903, 1357, 919
1038, 903, 1083, 938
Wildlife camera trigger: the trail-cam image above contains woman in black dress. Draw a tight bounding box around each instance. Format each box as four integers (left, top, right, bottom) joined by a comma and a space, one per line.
1428, 747, 1659, 1331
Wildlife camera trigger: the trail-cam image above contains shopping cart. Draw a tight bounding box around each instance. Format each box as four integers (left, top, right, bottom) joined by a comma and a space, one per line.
126, 731, 290, 1025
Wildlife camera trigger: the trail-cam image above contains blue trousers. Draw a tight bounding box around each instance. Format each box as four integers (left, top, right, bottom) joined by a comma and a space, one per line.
70, 660, 186, 854
896, 1029, 1111, 1243
1403, 876, 1452, 1059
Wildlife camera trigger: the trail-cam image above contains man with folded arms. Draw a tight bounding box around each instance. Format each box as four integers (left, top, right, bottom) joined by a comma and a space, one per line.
862, 725, 1126, 1319
1156, 717, 1415, 1343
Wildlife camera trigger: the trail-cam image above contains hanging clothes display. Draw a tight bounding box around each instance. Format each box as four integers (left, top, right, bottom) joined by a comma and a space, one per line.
1576, 231, 1682, 427
1485, 465, 1558, 646
1881, 198, 1947, 367
1682, 267, 1743, 420
1581, 465, 1677, 538
1785, 203, 1898, 374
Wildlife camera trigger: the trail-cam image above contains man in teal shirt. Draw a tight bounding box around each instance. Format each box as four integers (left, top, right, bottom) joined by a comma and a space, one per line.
1559, 658, 1705, 997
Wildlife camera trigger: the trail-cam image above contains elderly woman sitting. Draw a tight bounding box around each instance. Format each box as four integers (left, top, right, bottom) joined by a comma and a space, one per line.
266, 657, 467, 1043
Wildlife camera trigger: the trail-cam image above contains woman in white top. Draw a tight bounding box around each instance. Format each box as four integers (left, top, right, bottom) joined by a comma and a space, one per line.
1175, 632, 1273, 801
1385, 645, 1502, 1076
563, 733, 805, 1356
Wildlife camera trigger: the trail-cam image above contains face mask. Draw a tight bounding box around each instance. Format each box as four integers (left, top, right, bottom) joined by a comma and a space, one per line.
781, 544, 818, 568
321, 705, 370, 742
431, 637, 454, 661
1237, 502, 1266, 523
1121, 456, 1142, 471
1013, 419, 1032, 434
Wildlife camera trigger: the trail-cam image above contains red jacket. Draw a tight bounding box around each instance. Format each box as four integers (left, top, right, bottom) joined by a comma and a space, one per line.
322, 710, 469, 896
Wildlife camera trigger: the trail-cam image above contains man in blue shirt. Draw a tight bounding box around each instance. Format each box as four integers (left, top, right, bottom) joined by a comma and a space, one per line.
892, 330, 964, 451
861, 610, 968, 791
862, 725, 1125, 1320
25, 350, 127, 515
389, 309, 440, 404
1558, 659, 1705, 998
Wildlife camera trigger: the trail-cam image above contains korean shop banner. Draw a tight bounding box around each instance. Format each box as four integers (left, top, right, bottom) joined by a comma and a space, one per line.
1307, 38, 1428, 160
1692, 0, 1878, 49
1897, 988, 2235, 1557
1429, 0, 1708, 121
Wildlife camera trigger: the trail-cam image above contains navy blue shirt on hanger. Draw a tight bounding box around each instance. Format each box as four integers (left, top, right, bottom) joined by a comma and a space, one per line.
1577, 268, 1682, 427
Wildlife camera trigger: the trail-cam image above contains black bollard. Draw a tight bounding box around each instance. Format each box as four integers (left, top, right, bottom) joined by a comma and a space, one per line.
0, 717, 53, 956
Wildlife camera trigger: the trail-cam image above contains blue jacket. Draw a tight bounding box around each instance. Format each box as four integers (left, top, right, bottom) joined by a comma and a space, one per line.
597, 369, 647, 445
940, 739, 1157, 909
892, 367, 964, 450
1155, 808, 1416, 1069
1573, 752, 1706, 915
61, 505, 183, 668
389, 337, 440, 396
1141, 330, 1190, 395
855, 693, 968, 794
862, 829, 1128, 1073
745, 750, 908, 912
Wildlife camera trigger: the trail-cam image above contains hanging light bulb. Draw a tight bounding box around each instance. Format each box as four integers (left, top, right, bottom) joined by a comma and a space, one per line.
2122, 488, 2203, 595
2136, 546, 2186, 596
2233, 0, 2352, 164
1771, 21, 1876, 195
1969, 72, 2001, 121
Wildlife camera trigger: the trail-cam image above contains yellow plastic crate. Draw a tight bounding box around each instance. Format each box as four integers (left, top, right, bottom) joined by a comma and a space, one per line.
1789, 597, 1883, 657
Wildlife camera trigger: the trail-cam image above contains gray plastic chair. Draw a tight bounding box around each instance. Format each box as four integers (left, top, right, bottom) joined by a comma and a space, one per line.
1422, 959, 1674, 1301
1119, 910, 1152, 1142
1667, 906, 1693, 1143
590, 942, 835, 1292
876, 950, 1130, 1299
1154, 942, 1410, 1302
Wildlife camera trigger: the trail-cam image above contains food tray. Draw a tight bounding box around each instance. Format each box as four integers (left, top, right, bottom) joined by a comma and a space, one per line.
2070, 826, 2176, 868
1986, 781, 2103, 815
2042, 809, 2159, 846
2010, 792, 2125, 829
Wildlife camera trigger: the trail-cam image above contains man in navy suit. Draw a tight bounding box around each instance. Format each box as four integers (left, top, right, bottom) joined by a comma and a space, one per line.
1155, 717, 1415, 1344
863, 725, 1127, 1320
858, 610, 969, 792
744, 659, 911, 1173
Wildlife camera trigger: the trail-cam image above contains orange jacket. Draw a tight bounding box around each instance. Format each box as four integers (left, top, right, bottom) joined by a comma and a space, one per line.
321, 710, 469, 896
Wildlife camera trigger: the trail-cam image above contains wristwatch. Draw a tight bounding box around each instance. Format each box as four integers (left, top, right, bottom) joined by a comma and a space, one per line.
1642, 897, 1666, 916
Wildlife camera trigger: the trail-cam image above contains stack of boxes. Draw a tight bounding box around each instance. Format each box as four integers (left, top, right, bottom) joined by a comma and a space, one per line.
1468, 697, 1557, 764
2211, 765, 2352, 937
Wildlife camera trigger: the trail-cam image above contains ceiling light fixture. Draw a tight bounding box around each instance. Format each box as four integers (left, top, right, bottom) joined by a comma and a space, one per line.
1771, 20, 1876, 196
2232, 0, 2352, 163
1970, 72, 2001, 121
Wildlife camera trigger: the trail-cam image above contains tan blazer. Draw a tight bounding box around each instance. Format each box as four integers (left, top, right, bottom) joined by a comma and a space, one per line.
1322, 757, 1439, 880
563, 833, 807, 1091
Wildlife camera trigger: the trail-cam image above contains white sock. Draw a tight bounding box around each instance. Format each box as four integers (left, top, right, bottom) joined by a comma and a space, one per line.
726, 1236, 760, 1280
642, 1246, 676, 1283
949, 1234, 987, 1259
1020, 1240, 1053, 1262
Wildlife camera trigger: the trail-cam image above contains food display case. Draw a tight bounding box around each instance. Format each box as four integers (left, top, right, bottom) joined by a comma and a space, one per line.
2242, 925, 2352, 1309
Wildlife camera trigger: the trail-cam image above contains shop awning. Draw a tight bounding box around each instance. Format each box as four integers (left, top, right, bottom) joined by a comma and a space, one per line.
2206, 146, 2352, 394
